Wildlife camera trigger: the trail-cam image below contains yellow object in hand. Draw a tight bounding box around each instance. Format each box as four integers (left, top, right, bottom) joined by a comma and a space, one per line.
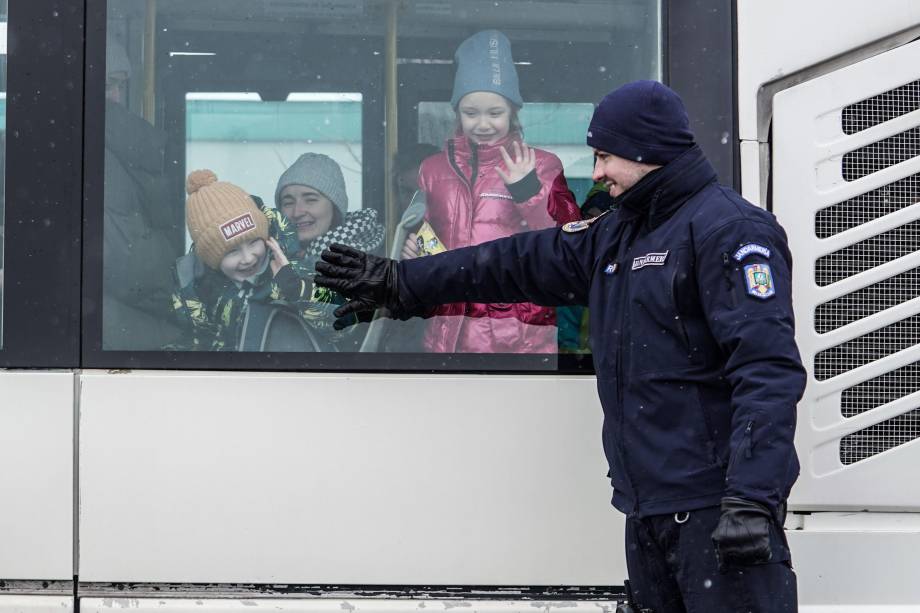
415, 221, 447, 256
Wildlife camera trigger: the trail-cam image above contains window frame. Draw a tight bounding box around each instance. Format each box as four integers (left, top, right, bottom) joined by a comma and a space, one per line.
81, 0, 736, 373
0, 0, 84, 368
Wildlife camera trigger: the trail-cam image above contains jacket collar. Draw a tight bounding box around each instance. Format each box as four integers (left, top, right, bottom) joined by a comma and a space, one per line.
448, 130, 522, 168
614, 145, 717, 229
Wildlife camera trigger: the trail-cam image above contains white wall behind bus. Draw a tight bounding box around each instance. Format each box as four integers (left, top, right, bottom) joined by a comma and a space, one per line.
736, 0, 920, 141
0, 372, 73, 580
79, 372, 623, 585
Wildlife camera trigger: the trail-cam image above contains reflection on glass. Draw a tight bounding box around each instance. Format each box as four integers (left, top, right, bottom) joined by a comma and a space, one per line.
102, 0, 660, 362
103, 35, 182, 350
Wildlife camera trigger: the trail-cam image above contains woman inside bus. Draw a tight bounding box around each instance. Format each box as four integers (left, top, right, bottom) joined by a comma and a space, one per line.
400, 29, 580, 354
274, 152, 385, 349
275, 152, 385, 270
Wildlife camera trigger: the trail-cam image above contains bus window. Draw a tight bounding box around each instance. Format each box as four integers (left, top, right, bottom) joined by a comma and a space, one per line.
98, 0, 661, 368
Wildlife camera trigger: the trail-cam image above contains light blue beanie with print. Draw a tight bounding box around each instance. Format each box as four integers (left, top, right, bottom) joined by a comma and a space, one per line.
450, 30, 523, 109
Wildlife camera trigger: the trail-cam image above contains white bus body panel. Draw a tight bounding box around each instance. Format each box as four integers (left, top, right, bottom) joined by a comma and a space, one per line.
773, 39, 920, 510
736, 0, 920, 141
78, 371, 623, 584
0, 371, 74, 580
787, 513, 920, 607
0, 596, 72, 613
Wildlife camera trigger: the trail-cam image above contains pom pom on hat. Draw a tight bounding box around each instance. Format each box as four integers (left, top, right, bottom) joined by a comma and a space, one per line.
185, 169, 269, 269
186, 169, 218, 195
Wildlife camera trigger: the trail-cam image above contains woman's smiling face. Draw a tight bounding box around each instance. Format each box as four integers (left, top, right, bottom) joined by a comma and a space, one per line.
279, 184, 336, 242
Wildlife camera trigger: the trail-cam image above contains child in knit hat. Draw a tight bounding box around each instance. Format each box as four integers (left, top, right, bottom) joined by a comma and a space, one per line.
400, 30, 580, 354
171, 169, 335, 351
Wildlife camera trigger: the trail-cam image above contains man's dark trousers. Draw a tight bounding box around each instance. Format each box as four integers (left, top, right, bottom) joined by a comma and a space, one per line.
625, 506, 798, 612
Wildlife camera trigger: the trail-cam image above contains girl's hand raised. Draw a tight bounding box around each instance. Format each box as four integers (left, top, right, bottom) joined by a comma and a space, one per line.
496, 141, 536, 185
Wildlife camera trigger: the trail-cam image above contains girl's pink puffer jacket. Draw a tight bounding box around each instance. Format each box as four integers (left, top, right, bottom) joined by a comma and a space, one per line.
418, 131, 580, 353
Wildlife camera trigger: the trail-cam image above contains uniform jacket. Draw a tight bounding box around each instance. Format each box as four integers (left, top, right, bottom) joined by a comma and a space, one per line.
418, 131, 579, 353
398, 144, 806, 518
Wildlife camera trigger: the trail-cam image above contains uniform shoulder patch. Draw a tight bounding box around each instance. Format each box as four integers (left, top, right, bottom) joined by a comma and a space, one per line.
744, 263, 775, 299
733, 243, 771, 261
562, 209, 611, 233
562, 219, 590, 233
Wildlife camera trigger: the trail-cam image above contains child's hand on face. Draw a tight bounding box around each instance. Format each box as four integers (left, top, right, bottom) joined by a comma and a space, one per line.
401, 233, 420, 260
496, 141, 536, 185
266, 237, 290, 276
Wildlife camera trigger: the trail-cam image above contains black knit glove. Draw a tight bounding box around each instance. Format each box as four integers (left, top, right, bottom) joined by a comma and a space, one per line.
711, 496, 773, 567
314, 243, 404, 330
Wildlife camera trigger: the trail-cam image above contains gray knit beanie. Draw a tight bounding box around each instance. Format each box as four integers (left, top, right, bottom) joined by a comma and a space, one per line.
450, 30, 523, 109
274, 153, 348, 215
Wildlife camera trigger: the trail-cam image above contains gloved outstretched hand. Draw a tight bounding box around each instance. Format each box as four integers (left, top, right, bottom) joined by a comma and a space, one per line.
711, 496, 773, 567
314, 243, 405, 330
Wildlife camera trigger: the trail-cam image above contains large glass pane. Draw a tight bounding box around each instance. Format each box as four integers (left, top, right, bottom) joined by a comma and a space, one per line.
101, 0, 661, 365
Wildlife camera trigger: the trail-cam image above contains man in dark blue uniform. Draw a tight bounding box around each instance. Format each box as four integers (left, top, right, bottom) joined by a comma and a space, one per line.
315, 80, 805, 612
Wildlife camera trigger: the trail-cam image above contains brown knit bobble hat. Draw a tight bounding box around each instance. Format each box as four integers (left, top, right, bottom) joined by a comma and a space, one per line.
185, 169, 269, 269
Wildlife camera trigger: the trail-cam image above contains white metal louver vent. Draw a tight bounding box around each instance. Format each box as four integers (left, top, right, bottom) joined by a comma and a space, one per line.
842, 79, 920, 134
842, 126, 920, 180
815, 172, 920, 238
773, 39, 920, 510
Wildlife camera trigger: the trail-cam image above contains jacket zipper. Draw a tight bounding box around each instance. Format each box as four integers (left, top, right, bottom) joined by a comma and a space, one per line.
727, 419, 755, 475
721, 252, 737, 307
744, 420, 754, 458
615, 230, 636, 512
616, 189, 663, 514
670, 256, 692, 352
447, 140, 477, 249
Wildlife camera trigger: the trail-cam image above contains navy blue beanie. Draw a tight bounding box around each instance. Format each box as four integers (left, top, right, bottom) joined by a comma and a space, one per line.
450, 30, 523, 108
586, 80, 695, 165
